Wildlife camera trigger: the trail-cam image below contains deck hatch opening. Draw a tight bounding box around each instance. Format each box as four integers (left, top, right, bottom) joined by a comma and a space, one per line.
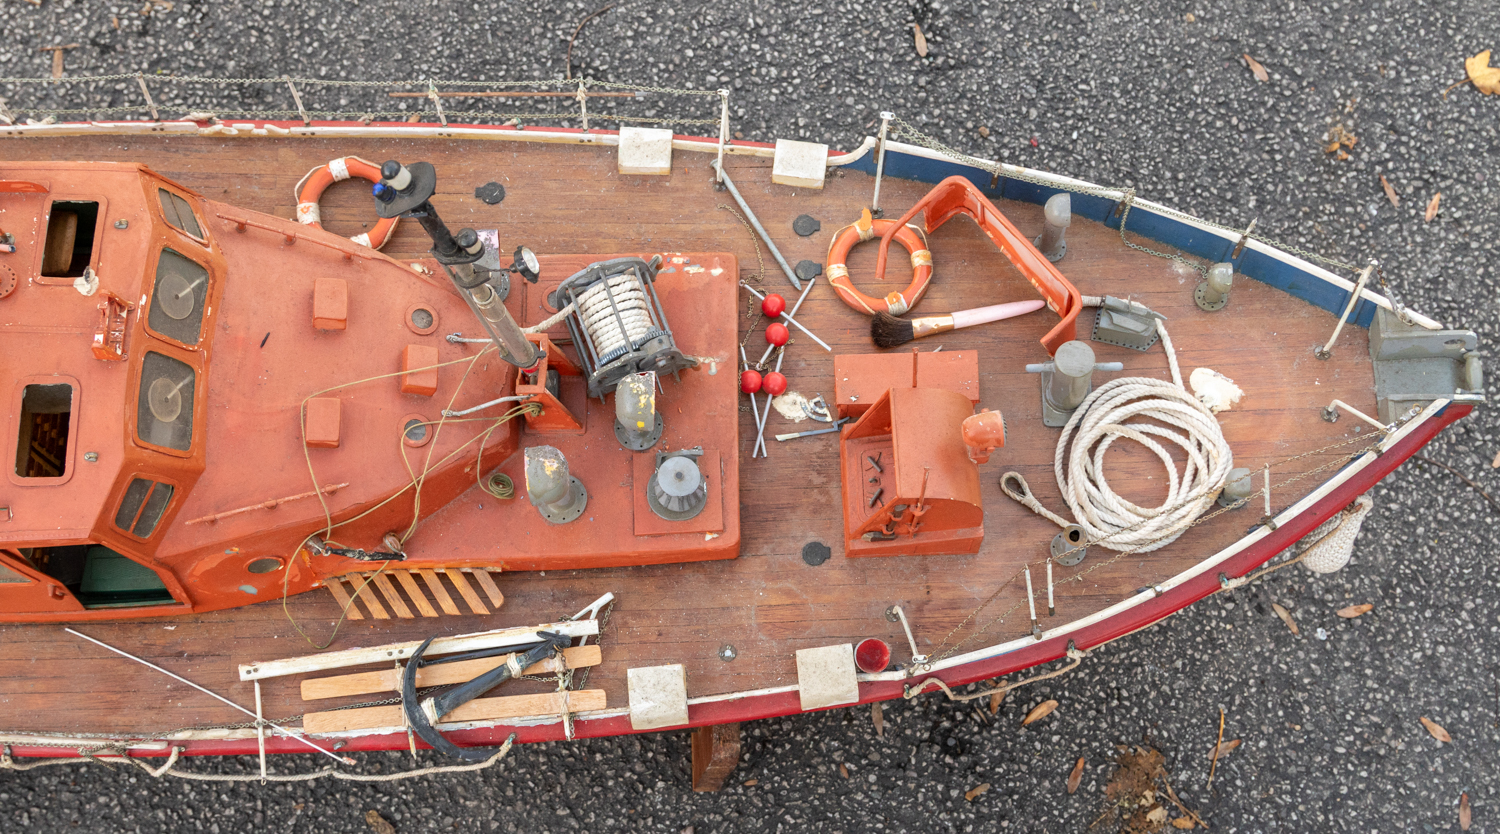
15, 383, 73, 478
158, 189, 204, 239
113, 477, 175, 538
148, 248, 210, 345
137, 352, 196, 451
41, 200, 99, 278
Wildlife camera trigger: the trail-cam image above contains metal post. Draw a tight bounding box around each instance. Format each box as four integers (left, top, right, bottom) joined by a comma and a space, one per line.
428, 80, 447, 127
1316, 260, 1375, 360
716, 89, 730, 183
136, 73, 159, 122
285, 77, 310, 126
254, 680, 267, 782
713, 159, 802, 291
872, 111, 894, 213
576, 80, 589, 132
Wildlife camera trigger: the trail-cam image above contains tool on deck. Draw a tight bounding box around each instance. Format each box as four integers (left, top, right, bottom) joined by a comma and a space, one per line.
870, 299, 1046, 349
802, 395, 833, 423
402, 630, 572, 761
775, 417, 849, 441
712, 159, 802, 291
740, 282, 831, 352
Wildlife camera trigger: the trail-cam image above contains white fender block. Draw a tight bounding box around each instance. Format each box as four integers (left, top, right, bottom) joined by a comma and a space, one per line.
796, 643, 859, 710
618, 127, 675, 176
772, 138, 828, 189
627, 663, 689, 729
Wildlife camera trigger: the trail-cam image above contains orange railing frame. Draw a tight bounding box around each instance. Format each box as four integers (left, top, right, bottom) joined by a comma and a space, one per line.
874, 176, 1082, 356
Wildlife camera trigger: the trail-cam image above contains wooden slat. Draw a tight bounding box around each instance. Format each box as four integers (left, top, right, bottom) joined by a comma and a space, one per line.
369, 572, 414, 619
393, 570, 439, 618
418, 569, 462, 616
346, 575, 389, 620
302, 689, 607, 735
321, 577, 363, 621
471, 569, 505, 608
444, 569, 490, 616
300, 644, 602, 701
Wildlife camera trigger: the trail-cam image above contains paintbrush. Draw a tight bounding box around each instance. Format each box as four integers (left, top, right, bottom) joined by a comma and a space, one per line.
870, 299, 1047, 348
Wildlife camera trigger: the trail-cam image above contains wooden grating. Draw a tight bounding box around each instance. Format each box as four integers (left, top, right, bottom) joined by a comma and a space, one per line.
325, 568, 503, 619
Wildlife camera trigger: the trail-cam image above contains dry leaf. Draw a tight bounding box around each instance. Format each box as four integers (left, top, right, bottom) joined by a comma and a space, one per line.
1067, 756, 1085, 794
1324, 124, 1358, 159
1172, 819, 1197, 830
1272, 602, 1299, 636
965, 782, 991, 801
1209, 738, 1242, 758
872, 702, 884, 738
1244, 54, 1269, 82
1147, 806, 1169, 824
1380, 175, 1400, 207
989, 688, 1006, 714
1184, 12, 1196, 22
1460, 791, 1472, 830
838, 763, 849, 779
977, 125, 990, 138
911, 24, 929, 57
1421, 717, 1452, 743
1493, 449, 1500, 468
365, 810, 397, 834
1426, 193, 1442, 222
1337, 603, 1374, 618
1023, 699, 1059, 725
1465, 50, 1500, 95
743, 778, 759, 787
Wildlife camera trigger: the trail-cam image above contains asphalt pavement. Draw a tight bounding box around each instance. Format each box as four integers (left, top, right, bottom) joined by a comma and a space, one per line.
1, 1, 1497, 831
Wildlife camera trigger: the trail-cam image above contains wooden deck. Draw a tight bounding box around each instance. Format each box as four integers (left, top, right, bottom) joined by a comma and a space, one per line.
0, 134, 1377, 738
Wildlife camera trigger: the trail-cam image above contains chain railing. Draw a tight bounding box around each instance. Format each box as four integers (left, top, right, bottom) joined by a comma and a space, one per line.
0, 73, 723, 130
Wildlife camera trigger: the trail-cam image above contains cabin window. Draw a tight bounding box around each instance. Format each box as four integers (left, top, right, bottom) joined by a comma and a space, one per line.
41, 200, 100, 278
14, 383, 73, 478
25, 544, 175, 608
136, 352, 196, 452
147, 248, 210, 345
0, 560, 29, 584
113, 477, 175, 538
158, 189, 204, 239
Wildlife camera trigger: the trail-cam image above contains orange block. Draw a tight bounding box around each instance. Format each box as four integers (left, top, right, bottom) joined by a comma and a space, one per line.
304, 397, 342, 448
401, 344, 439, 397
312, 276, 348, 330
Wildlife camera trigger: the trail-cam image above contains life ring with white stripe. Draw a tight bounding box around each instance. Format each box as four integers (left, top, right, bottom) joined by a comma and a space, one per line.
826, 208, 933, 316
294, 156, 399, 250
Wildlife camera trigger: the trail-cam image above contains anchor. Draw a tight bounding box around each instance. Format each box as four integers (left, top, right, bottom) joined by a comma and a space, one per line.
401, 630, 572, 761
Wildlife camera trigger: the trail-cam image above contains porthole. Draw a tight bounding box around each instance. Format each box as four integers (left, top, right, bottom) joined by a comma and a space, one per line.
246, 557, 283, 574
407, 304, 439, 335
402, 415, 432, 447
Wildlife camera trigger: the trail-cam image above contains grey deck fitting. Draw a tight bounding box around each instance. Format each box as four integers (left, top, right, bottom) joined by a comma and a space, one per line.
1370, 307, 1484, 423
1091, 295, 1166, 351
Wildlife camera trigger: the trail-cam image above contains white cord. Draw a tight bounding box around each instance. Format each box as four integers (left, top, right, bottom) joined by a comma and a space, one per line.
576, 273, 655, 360
1005, 321, 1232, 553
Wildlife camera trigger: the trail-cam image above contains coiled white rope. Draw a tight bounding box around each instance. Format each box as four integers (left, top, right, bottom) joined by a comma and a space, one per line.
1003, 321, 1233, 553
575, 273, 654, 358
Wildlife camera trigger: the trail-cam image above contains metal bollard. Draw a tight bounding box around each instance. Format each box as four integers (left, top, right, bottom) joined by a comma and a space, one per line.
613, 371, 663, 451
1026, 340, 1124, 427
1196, 262, 1234, 312
1216, 467, 1254, 508
1033, 193, 1071, 262
524, 445, 589, 524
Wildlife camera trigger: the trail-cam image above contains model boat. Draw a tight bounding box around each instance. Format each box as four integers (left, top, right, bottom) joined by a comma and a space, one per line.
0, 87, 1482, 779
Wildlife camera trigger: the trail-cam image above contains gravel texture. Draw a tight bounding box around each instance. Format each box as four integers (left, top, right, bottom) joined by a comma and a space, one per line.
2, 1, 1497, 832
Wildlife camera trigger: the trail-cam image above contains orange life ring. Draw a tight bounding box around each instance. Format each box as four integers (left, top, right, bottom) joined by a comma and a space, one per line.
826, 208, 933, 316
295, 157, 399, 250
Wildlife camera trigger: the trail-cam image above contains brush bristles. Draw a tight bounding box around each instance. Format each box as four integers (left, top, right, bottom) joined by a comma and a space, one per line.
870, 311, 915, 348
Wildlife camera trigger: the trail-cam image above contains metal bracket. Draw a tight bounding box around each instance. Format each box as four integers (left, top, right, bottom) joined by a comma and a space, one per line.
1090, 296, 1166, 352
1369, 307, 1484, 422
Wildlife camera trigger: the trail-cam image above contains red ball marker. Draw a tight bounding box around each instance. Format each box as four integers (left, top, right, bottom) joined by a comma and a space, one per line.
740, 369, 763, 394
764, 322, 790, 346
762, 371, 788, 397
855, 638, 891, 674
761, 293, 786, 318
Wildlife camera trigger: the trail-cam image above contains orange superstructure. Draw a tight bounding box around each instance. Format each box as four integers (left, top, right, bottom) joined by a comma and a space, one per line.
0, 163, 740, 622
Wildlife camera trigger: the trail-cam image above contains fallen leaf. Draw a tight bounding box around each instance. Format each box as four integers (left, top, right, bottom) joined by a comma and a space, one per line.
1244, 54, 1269, 82
872, 702, 884, 738
1272, 602, 1300, 636
1067, 756, 1085, 794
1209, 738, 1243, 758
1337, 603, 1374, 618
989, 688, 1006, 714
978, 125, 990, 138
1324, 124, 1358, 158
743, 778, 759, 787
1172, 818, 1197, 830
838, 763, 848, 779
1465, 50, 1500, 95
1184, 12, 1196, 22
912, 23, 929, 57
1494, 449, 1500, 468
1460, 791, 1472, 830
365, 810, 396, 834
1147, 806, 1169, 824
294, 804, 305, 811
965, 782, 991, 801
1023, 699, 1059, 725
1421, 717, 1452, 743
1380, 175, 1400, 207
1426, 193, 1442, 222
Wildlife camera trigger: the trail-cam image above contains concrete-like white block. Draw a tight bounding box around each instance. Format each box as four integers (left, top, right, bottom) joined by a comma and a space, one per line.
795, 643, 859, 711
771, 138, 829, 189
627, 663, 689, 729
618, 126, 675, 176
